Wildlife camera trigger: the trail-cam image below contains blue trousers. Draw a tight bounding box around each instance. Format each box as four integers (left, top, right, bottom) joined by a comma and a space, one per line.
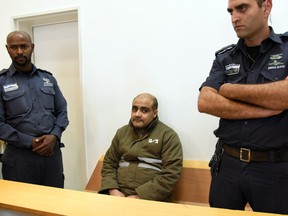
1, 144, 64, 188
209, 152, 288, 214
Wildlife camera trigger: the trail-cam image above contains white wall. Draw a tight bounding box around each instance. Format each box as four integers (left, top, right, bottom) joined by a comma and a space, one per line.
80, 0, 288, 177
0, 0, 288, 188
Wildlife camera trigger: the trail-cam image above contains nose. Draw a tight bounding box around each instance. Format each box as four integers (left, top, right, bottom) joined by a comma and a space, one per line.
135, 110, 142, 117
16, 47, 24, 55
231, 12, 239, 25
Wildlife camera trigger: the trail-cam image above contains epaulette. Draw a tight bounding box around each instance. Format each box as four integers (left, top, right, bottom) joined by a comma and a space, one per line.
38, 68, 52, 75
280, 31, 288, 42
215, 44, 236, 56
0, 69, 9, 75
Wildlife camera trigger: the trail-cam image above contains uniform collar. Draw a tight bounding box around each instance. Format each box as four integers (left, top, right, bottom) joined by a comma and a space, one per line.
268, 27, 283, 44
8, 63, 38, 76
237, 27, 282, 54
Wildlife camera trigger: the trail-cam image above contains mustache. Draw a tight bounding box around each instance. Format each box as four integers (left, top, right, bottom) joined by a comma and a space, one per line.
15, 55, 27, 60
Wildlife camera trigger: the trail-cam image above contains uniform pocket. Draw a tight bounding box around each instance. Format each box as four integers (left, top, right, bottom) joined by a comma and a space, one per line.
260, 69, 287, 83
3, 89, 29, 116
225, 72, 247, 84
0, 152, 15, 167
40, 87, 55, 110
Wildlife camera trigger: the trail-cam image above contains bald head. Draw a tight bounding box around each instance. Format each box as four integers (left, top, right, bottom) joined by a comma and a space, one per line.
133, 93, 158, 110
6, 31, 32, 44
5, 30, 34, 72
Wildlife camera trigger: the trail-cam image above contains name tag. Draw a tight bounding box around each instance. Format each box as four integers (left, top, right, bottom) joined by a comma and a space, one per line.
3, 83, 19, 92
225, 63, 240, 75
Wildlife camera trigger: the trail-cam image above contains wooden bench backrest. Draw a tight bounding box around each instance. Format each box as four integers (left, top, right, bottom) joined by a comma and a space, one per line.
85, 156, 211, 204
172, 160, 210, 204
85, 155, 104, 193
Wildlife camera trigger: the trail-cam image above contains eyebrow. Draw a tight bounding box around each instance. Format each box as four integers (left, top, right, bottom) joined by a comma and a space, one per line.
7, 43, 30, 48
227, 7, 233, 13
227, 3, 249, 14
132, 105, 150, 110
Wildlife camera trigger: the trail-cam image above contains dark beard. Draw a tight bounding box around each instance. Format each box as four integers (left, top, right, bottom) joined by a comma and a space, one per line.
13, 55, 30, 67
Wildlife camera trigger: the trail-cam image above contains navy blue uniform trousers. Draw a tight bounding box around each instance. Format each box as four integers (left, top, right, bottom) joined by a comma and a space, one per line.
209, 153, 288, 214
1, 144, 64, 188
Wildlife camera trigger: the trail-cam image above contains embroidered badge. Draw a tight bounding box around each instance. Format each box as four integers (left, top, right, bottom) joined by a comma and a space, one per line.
225, 63, 240, 75
43, 78, 53, 87
268, 54, 285, 70
3, 83, 19, 92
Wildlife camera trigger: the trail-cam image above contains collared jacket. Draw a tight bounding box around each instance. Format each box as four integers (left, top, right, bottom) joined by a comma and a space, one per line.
99, 117, 183, 201
200, 28, 288, 150
0, 64, 69, 149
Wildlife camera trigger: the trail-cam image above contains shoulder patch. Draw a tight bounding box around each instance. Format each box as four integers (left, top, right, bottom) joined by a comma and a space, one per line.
215, 44, 236, 56
0, 69, 9, 75
38, 68, 52, 75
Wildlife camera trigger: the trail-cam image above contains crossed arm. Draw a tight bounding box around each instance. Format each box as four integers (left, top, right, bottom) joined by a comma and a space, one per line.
197, 79, 288, 119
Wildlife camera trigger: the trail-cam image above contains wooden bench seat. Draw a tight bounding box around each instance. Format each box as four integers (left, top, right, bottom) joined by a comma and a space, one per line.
85, 155, 252, 211
85, 155, 211, 205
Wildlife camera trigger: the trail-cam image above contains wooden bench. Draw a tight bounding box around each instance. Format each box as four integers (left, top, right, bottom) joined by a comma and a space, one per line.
85, 156, 252, 211
85, 155, 211, 205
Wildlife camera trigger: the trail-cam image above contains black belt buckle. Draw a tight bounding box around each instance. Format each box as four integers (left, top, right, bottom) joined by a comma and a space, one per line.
240, 148, 251, 162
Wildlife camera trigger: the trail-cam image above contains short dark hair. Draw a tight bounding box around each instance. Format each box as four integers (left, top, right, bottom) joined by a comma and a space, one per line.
256, 0, 266, 7
152, 96, 158, 110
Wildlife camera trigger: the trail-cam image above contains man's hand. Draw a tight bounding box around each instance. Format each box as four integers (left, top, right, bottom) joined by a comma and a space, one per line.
126, 195, 140, 199
32, 134, 57, 157
109, 189, 125, 197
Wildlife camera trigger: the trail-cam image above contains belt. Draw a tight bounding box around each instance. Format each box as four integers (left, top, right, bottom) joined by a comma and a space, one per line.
223, 144, 288, 162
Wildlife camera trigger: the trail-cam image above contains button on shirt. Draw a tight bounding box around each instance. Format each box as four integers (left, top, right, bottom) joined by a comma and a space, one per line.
0, 64, 69, 149
200, 28, 288, 150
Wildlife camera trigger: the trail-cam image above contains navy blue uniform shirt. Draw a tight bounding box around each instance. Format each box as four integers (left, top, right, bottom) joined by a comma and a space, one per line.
0, 64, 69, 149
200, 28, 288, 150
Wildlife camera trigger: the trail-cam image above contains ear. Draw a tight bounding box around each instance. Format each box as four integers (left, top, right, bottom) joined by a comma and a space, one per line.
263, 0, 272, 18
31, 43, 35, 51
154, 109, 158, 118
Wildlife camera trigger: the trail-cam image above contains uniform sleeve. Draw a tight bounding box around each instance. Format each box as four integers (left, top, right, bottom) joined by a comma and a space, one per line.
135, 130, 183, 201
199, 44, 237, 91
98, 132, 121, 193
49, 75, 69, 139
199, 57, 226, 91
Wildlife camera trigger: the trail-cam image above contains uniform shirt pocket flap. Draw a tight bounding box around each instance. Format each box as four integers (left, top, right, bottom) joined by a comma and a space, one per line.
3, 89, 25, 101
40, 87, 55, 95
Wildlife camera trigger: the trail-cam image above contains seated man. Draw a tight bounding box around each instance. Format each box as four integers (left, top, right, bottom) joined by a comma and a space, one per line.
99, 93, 183, 201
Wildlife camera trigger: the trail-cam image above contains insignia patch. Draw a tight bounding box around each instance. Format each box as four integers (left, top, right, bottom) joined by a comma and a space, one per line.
148, 139, 159, 144
225, 63, 240, 75
268, 53, 286, 70
43, 78, 53, 87
3, 83, 19, 92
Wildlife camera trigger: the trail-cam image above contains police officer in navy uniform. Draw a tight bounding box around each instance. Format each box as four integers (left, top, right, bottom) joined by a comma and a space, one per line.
0, 31, 69, 188
198, 0, 288, 214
